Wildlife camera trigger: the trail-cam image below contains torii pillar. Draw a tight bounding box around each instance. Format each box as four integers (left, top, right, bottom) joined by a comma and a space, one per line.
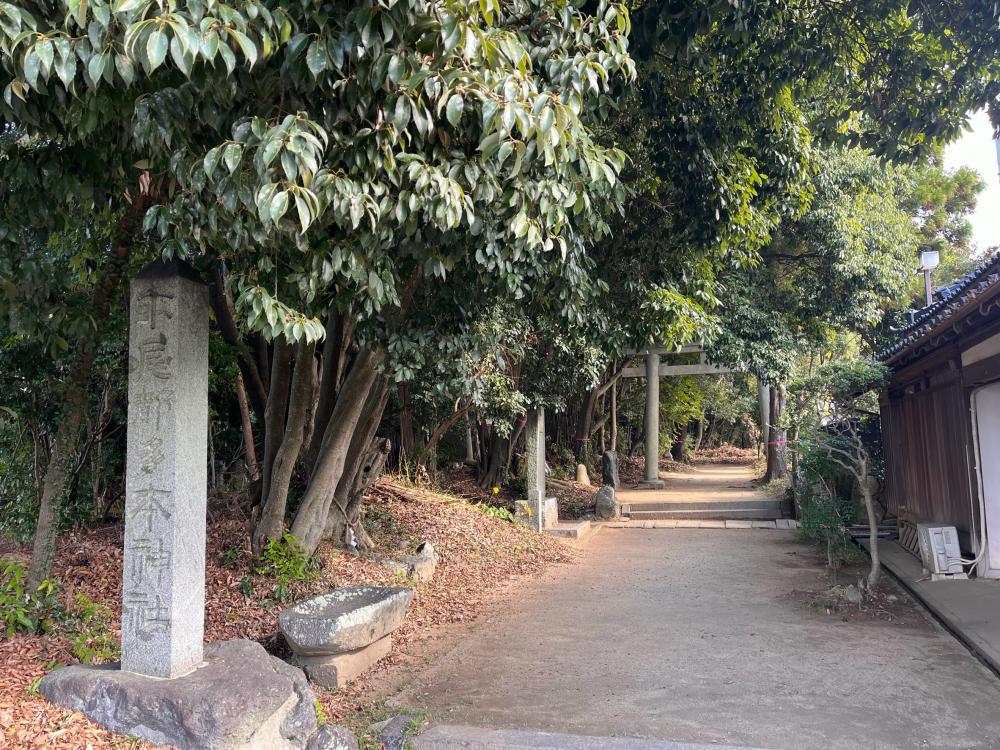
640, 351, 665, 489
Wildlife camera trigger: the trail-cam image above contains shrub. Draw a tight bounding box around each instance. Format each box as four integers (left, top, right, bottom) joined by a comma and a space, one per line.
65, 593, 118, 664
254, 531, 320, 601
0, 560, 61, 637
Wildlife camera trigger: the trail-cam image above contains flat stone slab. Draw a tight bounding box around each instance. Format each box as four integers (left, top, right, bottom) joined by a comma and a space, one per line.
411, 726, 771, 749
39, 639, 316, 750
725, 520, 753, 529
296, 635, 392, 688
280, 586, 413, 656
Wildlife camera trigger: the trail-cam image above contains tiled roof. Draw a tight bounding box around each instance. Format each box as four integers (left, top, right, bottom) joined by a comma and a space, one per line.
878, 252, 1000, 364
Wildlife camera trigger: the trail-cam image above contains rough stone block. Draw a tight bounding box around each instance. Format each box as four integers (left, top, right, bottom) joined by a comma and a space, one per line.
752, 520, 777, 529
280, 586, 413, 656
372, 715, 415, 750
39, 640, 316, 750
306, 725, 359, 750
601, 450, 619, 488
594, 485, 619, 520
296, 635, 392, 689
542, 497, 559, 529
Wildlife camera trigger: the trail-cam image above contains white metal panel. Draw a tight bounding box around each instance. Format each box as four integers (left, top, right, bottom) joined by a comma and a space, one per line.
973, 382, 1000, 577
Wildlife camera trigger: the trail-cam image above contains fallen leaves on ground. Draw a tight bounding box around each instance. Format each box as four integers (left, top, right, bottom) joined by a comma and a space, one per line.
0, 478, 574, 748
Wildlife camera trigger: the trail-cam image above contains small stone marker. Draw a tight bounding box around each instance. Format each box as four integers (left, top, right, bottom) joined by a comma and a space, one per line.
123, 259, 208, 679
575, 463, 591, 486
594, 485, 619, 520
601, 450, 619, 489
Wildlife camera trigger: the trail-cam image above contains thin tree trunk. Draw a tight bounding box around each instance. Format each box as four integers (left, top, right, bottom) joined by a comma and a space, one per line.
325, 380, 390, 548
860, 459, 880, 588
290, 348, 385, 555
413, 401, 473, 469
610, 380, 618, 452
259, 339, 292, 505
398, 382, 415, 459
235, 373, 259, 480
207, 261, 267, 425
308, 311, 355, 468
764, 385, 788, 481
27, 183, 150, 588
575, 387, 599, 460
253, 341, 317, 555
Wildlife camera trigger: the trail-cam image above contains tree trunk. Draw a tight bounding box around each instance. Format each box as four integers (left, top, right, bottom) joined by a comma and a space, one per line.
259, 339, 292, 505
27, 185, 149, 588
323, 378, 389, 547
235, 373, 259, 481
397, 382, 415, 460
207, 261, 267, 426
692, 418, 705, 454
575, 387, 599, 461
413, 401, 473, 470
253, 341, 317, 555
290, 348, 385, 555
764, 385, 788, 482
307, 311, 355, 470
610, 380, 618, 452
860, 459, 880, 589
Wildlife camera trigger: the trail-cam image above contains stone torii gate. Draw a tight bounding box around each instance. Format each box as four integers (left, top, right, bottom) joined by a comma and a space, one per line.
622, 345, 733, 488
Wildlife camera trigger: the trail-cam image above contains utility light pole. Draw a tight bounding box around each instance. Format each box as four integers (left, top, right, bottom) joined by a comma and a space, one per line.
919, 249, 940, 307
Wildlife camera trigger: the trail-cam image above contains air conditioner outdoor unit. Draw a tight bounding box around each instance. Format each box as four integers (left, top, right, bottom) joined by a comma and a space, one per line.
916, 524, 969, 581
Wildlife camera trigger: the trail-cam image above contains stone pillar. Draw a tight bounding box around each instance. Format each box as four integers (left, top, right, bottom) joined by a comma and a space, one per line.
122, 259, 209, 679
523, 407, 545, 532
641, 351, 664, 488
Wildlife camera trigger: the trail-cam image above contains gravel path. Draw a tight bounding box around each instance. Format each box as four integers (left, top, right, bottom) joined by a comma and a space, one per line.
397, 469, 1000, 750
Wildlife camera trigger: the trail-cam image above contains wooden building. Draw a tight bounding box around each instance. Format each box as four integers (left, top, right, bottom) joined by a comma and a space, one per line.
880, 255, 1000, 577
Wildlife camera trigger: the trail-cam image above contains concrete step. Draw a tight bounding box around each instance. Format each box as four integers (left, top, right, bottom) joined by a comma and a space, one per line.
622, 499, 786, 513
544, 519, 597, 541
412, 725, 769, 750
626, 508, 783, 521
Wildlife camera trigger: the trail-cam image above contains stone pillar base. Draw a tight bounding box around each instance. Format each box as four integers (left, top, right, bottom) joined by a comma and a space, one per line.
638, 480, 665, 489
39, 640, 317, 750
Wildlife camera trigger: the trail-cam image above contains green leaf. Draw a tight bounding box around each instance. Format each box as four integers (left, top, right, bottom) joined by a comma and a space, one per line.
203, 146, 222, 178
306, 41, 326, 78
147, 29, 168, 70
393, 95, 410, 131
223, 143, 243, 173
270, 190, 289, 222
446, 94, 464, 127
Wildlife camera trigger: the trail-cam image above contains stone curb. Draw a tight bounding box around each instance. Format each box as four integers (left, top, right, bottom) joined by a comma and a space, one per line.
600, 519, 799, 530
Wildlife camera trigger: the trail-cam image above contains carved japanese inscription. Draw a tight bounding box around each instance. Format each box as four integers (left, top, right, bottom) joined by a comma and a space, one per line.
122, 261, 208, 679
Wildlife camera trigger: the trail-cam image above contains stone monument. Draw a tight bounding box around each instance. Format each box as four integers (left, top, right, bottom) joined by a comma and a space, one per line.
122, 259, 208, 678
40, 260, 322, 750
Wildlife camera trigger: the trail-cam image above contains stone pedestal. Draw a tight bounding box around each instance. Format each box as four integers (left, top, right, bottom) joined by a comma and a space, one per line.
640, 352, 665, 489
40, 640, 317, 750
123, 259, 209, 678
295, 635, 393, 689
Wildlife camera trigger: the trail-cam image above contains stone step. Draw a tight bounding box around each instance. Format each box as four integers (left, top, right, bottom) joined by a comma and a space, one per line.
412, 725, 769, 750
626, 508, 783, 521
622, 499, 786, 513
544, 520, 597, 541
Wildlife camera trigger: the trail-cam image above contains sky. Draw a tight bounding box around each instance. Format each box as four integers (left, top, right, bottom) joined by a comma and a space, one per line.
944, 109, 1000, 253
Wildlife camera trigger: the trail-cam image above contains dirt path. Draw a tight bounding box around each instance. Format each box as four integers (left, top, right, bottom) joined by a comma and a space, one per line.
395, 470, 1000, 749
617, 463, 769, 506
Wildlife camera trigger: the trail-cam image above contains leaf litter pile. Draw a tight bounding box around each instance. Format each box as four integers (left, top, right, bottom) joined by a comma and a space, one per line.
0, 478, 574, 748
